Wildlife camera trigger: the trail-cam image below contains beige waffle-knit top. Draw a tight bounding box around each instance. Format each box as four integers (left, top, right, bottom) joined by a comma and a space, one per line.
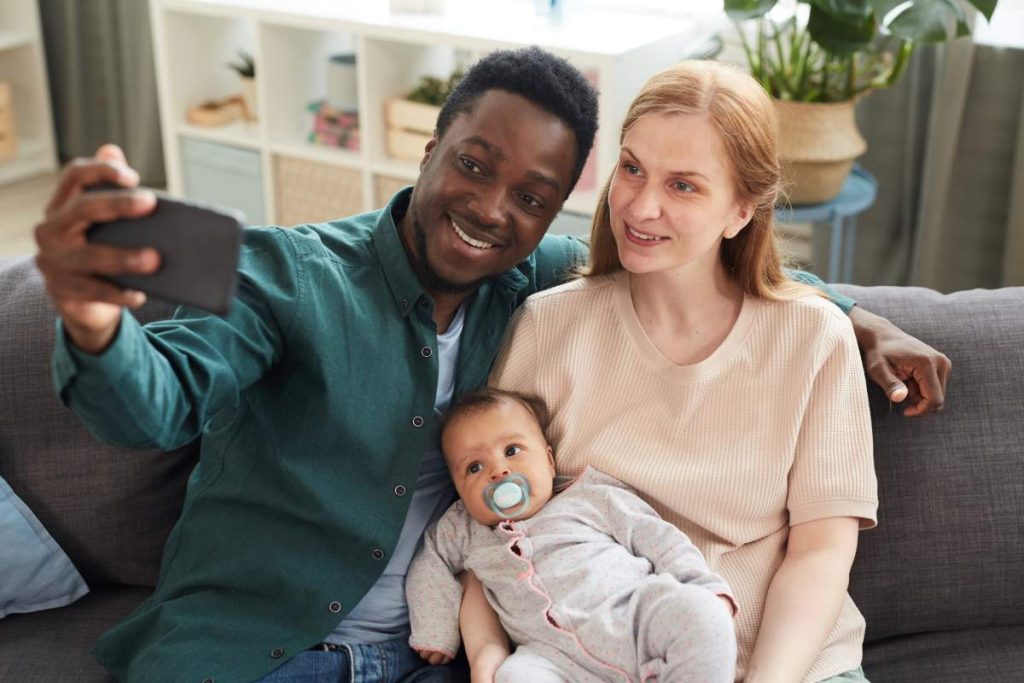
490, 270, 878, 682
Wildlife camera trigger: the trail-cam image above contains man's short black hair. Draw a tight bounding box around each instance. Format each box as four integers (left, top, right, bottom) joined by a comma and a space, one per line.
436, 46, 599, 198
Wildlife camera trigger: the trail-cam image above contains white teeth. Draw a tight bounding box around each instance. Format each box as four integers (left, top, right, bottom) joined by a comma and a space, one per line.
627, 225, 664, 241
451, 218, 495, 250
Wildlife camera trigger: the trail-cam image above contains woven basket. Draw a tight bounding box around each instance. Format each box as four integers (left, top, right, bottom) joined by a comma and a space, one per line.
374, 175, 413, 206
273, 156, 363, 227
0, 82, 16, 163
775, 99, 866, 205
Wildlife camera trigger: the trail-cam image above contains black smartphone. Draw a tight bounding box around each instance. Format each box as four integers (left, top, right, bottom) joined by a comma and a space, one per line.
85, 188, 245, 315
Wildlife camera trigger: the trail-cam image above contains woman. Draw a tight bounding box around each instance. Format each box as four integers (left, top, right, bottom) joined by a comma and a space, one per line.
486, 60, 877, 683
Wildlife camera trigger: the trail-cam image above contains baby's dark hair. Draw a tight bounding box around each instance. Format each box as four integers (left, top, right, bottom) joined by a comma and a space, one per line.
435, 46, 599, 198
440, 387, 550, 440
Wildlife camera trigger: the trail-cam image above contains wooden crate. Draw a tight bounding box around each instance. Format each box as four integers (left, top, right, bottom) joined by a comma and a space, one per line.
273, 155, 363, 227
0, 82, 17, 162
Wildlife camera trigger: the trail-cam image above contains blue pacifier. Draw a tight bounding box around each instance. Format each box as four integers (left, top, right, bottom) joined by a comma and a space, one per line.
483, 473, 531, 518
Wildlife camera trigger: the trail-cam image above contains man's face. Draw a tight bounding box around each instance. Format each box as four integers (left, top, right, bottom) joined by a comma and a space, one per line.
401, 90, 577, 294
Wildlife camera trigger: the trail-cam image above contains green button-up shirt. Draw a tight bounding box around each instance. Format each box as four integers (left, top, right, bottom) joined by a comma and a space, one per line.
52, 188, 854, 683
53, 190, 586, 683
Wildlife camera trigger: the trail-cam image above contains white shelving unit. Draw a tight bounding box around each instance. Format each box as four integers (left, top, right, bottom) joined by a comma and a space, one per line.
0, 0, 58, 185
149, 0, 721, 229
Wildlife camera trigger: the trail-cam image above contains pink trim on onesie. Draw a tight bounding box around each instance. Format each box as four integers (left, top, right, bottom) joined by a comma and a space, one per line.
499, 520, 636, 683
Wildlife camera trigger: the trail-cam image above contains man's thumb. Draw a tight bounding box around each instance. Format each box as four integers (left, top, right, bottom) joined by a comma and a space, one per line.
869, 356, 908, 402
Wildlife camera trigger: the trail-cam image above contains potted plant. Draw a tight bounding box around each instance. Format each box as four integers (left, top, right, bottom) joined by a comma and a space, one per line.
227, 49, 257, 121
724, 0, 1001, 204
384, 70, 463, 161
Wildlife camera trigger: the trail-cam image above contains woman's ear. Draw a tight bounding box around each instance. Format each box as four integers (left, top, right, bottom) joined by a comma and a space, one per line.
726, 201, 755, 239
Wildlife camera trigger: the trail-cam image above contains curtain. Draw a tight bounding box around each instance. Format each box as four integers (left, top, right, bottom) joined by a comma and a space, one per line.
38, 0, 165, 185
852, 42, 1024, 290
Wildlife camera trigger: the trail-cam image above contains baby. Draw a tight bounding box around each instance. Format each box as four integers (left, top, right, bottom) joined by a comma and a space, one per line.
406, 388, 738, 683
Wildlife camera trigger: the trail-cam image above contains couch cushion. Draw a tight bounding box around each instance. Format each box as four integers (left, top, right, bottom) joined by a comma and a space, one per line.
863, 626, 1024, 682
835, 285, 1024, 641
0, 584, 150, 682
0, 256, 199, 587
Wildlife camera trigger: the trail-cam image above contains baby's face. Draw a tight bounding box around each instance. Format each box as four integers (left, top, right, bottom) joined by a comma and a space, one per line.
442, 399, 556, 526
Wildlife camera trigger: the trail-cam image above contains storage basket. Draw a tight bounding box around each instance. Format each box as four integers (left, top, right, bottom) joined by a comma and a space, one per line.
274, 155, 363, 227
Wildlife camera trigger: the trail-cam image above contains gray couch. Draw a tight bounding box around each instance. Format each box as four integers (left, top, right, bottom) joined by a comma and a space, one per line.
0, 254, 1021, 682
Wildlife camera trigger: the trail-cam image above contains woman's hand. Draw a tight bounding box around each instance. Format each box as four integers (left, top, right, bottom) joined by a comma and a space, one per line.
413, 647, 453, 666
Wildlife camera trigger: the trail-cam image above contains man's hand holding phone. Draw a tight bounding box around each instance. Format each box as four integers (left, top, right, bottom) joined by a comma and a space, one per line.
34, 145, 160, 355
35, 144, 244, 356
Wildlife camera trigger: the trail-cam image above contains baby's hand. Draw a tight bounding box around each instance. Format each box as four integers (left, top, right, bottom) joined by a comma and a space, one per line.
414, 647, 453, 666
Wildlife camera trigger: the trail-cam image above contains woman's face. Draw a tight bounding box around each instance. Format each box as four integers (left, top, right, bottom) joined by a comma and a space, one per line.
608, 112, 753, 276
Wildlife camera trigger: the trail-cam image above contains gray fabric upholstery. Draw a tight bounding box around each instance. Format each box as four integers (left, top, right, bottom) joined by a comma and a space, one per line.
0, 260, 1019, 681
863, 626, 1024, 681
834, 285, 1024, 645
0, 585, 149, 682
0, 256, 198, 587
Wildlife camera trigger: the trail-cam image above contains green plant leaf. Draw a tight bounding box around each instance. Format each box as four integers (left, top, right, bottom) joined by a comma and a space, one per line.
965, 0, 998, 20
878, 0, 969, 43
807, 2, 877, 55
724, 0, 777, 21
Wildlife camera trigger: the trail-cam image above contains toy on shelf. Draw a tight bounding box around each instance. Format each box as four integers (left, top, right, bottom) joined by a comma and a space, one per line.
307, 100, 360, 151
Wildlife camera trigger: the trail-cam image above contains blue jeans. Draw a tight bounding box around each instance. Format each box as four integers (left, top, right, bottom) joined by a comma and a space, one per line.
253, 637, 469, 683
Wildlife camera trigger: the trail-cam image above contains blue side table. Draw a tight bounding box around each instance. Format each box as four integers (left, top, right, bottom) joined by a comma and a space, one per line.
776, 165, 878, 283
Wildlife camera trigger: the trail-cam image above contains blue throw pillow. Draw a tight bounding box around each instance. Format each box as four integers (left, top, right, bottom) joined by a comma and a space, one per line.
0, 475, 88, 618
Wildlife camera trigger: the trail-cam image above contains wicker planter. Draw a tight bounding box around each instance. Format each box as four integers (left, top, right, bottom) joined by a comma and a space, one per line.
775, 99, 866, 205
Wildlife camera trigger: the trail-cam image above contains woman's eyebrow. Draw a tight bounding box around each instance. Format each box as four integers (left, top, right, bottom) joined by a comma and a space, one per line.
621, 146, 709, 181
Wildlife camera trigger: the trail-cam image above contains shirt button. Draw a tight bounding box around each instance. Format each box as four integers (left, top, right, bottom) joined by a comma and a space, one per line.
394, 484, 407, 496
411, 415, 424, 428
372, 548, 386, 560
420, 346, 432, 358
328, 601, 342, 613
401, 297, 409, 309
270, 647, 284, 659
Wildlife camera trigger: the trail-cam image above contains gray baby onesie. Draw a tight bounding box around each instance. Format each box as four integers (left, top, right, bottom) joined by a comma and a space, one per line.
407, 467, 738, 682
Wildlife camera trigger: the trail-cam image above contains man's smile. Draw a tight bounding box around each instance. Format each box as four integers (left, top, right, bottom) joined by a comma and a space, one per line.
449, 214, 504, 250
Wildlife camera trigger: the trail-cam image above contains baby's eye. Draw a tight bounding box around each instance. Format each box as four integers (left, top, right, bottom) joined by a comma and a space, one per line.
504, 445, 522, 458
467, 462, 482, 475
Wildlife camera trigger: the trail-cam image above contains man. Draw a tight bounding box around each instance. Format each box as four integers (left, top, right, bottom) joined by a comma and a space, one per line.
34, 47, 949, 683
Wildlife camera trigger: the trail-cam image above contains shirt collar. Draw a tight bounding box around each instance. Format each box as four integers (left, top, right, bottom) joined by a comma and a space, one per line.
372, 188, 532, 318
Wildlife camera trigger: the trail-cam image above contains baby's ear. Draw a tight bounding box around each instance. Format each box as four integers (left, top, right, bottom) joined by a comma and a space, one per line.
546, 445, 555, 470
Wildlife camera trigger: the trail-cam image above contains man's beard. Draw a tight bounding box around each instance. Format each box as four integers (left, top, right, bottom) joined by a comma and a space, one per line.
411, 212, 486, 296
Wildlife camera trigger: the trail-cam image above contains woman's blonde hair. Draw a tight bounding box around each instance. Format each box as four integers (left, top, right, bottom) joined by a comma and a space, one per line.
585, 60, 814, 301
